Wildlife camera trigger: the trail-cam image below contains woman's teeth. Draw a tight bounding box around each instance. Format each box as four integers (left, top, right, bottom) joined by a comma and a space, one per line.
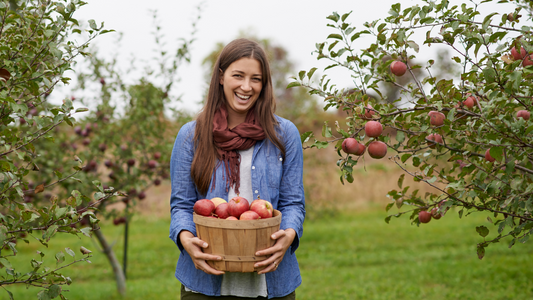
236, 93, 250, 100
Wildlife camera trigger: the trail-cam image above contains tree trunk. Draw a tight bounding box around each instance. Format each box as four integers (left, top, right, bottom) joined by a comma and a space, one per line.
93, 228, 126, 296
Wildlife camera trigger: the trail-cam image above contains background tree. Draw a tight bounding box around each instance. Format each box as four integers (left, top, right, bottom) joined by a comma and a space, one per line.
0, 1, 114, 299
291, 0, 533, 258
29, 9, 198, 296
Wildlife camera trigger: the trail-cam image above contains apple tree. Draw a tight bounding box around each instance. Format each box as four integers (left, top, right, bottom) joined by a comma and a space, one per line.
0, 0, 117, 299
290, 0, 533, 258
26, 9, 198, 296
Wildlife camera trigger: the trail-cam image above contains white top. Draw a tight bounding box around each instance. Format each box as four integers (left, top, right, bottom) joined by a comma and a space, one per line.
221, 145, 268, 297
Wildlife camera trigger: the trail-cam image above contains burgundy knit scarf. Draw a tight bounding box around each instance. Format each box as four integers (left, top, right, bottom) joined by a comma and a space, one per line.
212, 105, 266, 194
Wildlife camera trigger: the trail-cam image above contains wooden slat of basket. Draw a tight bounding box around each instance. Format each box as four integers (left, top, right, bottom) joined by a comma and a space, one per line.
209, 227, 226, 271
241, 229, 257, 272
217, 254, 269, 262
225, 228, 243, 272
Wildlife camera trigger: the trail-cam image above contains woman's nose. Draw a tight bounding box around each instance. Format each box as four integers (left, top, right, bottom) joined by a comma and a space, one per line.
241, 80, 252, 92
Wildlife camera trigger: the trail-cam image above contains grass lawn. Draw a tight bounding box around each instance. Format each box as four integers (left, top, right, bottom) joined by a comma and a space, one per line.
5, 207, 533, 300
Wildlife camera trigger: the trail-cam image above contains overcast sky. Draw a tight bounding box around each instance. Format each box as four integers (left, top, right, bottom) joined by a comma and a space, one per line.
72, 0, 515, 114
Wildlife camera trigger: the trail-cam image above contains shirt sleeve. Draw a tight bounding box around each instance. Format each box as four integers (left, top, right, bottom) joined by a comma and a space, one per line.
169, 122, 199, 251
277, 119, 306, 254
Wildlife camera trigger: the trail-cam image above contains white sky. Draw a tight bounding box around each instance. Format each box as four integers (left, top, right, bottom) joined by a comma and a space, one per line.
71, 0, 515, 114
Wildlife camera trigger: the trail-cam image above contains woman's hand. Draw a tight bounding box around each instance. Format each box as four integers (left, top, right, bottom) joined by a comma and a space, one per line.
254, 228, 296, 274
179, 230, 225, 275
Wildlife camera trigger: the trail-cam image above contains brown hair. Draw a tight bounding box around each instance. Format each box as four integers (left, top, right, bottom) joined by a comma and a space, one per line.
191, 38, 285, 195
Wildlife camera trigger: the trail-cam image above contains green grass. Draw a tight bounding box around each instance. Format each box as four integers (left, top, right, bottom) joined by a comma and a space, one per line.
5, 208, 533, 300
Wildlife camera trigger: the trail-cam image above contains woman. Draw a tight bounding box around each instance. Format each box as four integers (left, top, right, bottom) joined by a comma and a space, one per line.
169, 38, 305, 299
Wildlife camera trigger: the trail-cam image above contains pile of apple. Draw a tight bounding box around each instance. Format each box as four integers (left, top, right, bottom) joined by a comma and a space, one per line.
193, 196, 273, 220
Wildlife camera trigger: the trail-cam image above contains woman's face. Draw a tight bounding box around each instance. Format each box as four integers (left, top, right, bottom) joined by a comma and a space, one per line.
220, 57, 263, 121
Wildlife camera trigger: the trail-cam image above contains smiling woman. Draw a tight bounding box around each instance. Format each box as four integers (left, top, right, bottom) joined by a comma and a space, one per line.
169, 38, 306, 299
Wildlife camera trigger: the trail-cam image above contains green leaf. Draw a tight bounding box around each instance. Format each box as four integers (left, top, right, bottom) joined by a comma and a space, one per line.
307, 67, 317, 79
5, 289, 14, 300
476, 225, 489, 238
482, 68, 496, 84
286, 81, 301, 89
341, 11, 352, 22
43, 225, 58, 242
313, 140, 329, 149
300, 131, 313, 144
55, 251, 65, 265
80, 227, 92, 237
398, 174, 405, 189
477, 244, 486, 259
396, 130, 405, 143
65, 247, 76, 257
327, 33, 343, 40
298, 70, 306, 81
401, 154, 412, 163
75, 107, 89, 113
407, 41, 419, 53
326, 12, 340, 23
49, 285, 61, 298
489, 147, 503, 162
322, 123, 333, 138
88, 19, 97, 30
37, 290, 51, 300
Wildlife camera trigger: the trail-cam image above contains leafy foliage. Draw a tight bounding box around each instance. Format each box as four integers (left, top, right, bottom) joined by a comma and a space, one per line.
0, 0, 115, 298
291, 0, 533, 258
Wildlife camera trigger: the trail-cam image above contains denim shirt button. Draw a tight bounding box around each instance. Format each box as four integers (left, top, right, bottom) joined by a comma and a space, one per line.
279, 157, 283, 161
252, 166, 255, 170
254, 190, 259, 194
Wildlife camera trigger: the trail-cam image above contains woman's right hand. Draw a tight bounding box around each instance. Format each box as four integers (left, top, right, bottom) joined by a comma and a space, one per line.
179, 230, 225, 275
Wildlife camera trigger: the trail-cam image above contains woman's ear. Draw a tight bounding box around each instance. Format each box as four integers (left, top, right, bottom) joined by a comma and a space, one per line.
219, 68, 224, 85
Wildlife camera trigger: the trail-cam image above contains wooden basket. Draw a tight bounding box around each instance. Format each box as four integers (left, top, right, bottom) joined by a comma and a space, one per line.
193, 210, 281, 272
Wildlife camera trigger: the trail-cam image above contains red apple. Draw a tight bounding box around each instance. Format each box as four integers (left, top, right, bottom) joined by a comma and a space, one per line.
226, 216, 238, 220
517, 110, 530, 121
250, 199, 273, 219
428, 111, 445, 126
228, 196, 250, 218
363, 104, 375, 119
463, 96, 477, 109
367, 141, 387, 159
365, 121, 383, 138
215, 202, 231, 219
485, 149, 495, 162
342, 138, 365, 156
390, 61, 407, 76
419, 211, 432, 223
511, 46, 527, 60
154, 152, 162, 160
427, 133, 443, 149
523, 55, 533, 67
147, 160, 157, 169
240, 211, 260, 220
193, 199, 215, 217
431, 207, 442, 220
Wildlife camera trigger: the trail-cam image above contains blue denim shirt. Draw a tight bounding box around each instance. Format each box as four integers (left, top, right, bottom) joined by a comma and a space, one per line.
169, 116, 306, 299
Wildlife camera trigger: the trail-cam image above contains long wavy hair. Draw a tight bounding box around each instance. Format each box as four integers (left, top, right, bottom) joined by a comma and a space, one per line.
191, 38, 286, 195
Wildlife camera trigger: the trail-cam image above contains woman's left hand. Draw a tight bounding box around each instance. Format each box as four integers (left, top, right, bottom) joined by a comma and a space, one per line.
254, 228, 296, 274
